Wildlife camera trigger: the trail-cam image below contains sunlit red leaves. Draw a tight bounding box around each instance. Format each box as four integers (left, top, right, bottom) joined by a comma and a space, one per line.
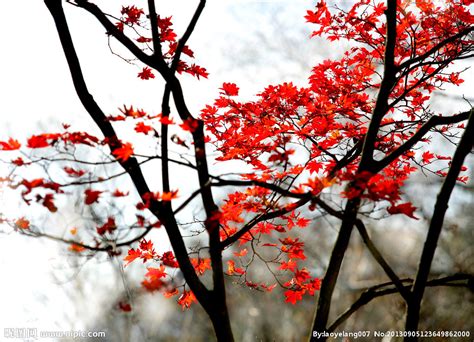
227, 260, 245, 276
121, 5, 144, 25
20, 178, 61, 196
161, 190, 179, 201
220, 83, 239, 96
284, 289, 304, 305
112, 142, 134, 162
135, 122, 154, 134
112, 189, 129, 197
280, 237, 306, 260
421, 151, 435, 165
387, 202, 419, 220
137, 67, 155, 80
118, 105, 147, 119
179, 119, 199, 132
142, 265, 167, 292
176, 62, 209, 80
27, 134, 60, 148
123, 239, 157, 267
191, 258, 212, 275
161, 251, 179, 268
0, 138, 21, 151
124, 248, 142, 267
177, 290, 196, 310
157, 16, 177, 42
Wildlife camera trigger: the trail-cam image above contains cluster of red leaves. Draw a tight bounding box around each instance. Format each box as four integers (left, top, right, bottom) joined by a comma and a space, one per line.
106, 106, 197, 152
114, 6, 208, 81
11, 178, 63, 212
198, 0, 473, 302
124, 239, 199, 309
203, 0, 472, 216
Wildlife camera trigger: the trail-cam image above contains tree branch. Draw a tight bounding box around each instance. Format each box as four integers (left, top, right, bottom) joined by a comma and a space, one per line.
405, 111, 474, 336
219, 196, 312, 249
328, 274, 473, 333
376, 109, 473, 172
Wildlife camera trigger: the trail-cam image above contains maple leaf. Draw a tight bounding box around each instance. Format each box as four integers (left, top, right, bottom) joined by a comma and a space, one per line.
192, 258, 212, 275
179, 119, 199, 132
135, 122, 153, 134
233, 249, 248, 257
124, 248, 141, 267
159, 115, 175, 125
112, 189, 129, 197
84, 189, 102, 205
0, 138, 21, 151
142, 277, 165, 292
279, 259, 298, 272
161, 190, 179, 201
161, 251, 179, 267
163, 288, 179, 298
227, 260, 245, 275
11, 157, 26, 166
421, 151, 435, 164
121, 5, 144, 24
112, 143, 134, 162
15, 217, 30, 229
387, 202, 419, 220
137, 67, 155, 80
139, 239, 156, 261
27, 134, 60, 148
220, 83, 239, 96
284, 289, 304, 304
177, 290, 196, 310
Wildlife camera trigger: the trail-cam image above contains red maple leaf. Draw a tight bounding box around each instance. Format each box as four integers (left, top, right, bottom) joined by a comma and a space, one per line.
191, 258, 212, 275
177, 290, 196, 309
161, 190, 179, 201
387, 202, 419, 220
135, 122, 153, 134
84, 189, 102, 205
124, 248, 141, 267
220, 83, 239, 96
421, 151, 435, 164
144, 265, 167, 281
0, 138, 21, 151
161, 251, 179, 268
15, 217, 30, 229
137, 67, 155, 80
112, 143, 134, 162
284, 289, 304, 304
